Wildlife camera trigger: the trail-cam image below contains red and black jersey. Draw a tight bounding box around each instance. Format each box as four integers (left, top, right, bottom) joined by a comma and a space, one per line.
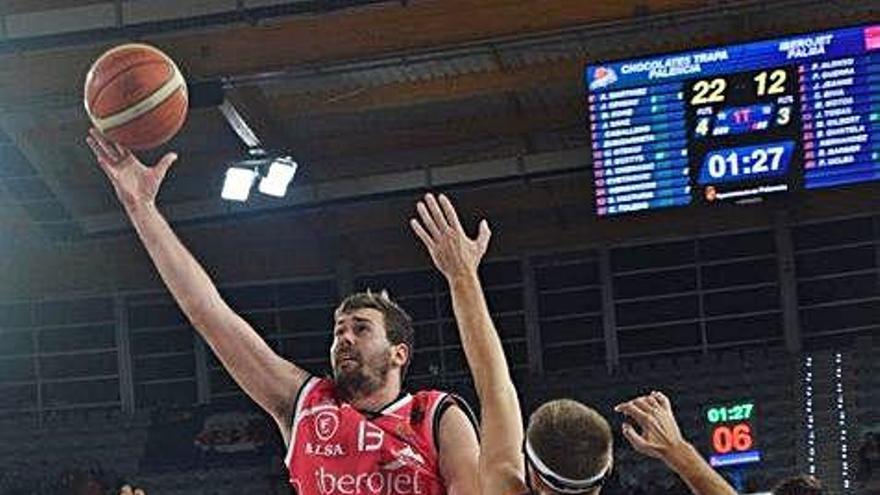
285, 377, 474, 495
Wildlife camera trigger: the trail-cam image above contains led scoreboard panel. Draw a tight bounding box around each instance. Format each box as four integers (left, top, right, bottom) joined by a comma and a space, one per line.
704, 400, 761, 468
587, 24, 880, 216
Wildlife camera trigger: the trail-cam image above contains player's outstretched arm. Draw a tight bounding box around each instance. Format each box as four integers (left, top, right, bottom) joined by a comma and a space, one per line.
87, 129, 308, 437
410, 193, 527, 495
616, 391, 738, 495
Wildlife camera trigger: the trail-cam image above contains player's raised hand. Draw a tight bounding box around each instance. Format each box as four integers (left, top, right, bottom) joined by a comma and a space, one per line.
86, 127, 177, 211
410, 193, 491, 280
615, 391, 687, 461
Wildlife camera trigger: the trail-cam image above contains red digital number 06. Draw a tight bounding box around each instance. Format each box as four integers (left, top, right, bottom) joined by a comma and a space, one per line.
713, 423, 753, 453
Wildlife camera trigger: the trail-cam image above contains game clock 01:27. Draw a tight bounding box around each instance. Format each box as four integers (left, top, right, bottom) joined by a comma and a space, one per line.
703, 400, 761, 468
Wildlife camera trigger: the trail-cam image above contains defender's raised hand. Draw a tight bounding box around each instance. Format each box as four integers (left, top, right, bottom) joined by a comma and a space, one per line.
86, 127, 177, 211
616, 391, 738, 495
615, 391, 685, 459
410, 193, 491, 280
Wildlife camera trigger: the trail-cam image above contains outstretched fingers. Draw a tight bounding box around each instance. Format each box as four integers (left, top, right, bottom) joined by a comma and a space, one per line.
87, 128, 121, 162
413, 191, 494, 252
85, 135, 117, 177
437, 194, 463, 233
423, 193, 451, 232
410, 218, 435, 251
85, 134, 107, 162
416, 201, 442, 239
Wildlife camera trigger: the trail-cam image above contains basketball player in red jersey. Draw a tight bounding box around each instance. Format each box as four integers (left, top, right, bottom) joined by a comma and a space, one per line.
85, 130, 480, 495
410, 192, 738, 495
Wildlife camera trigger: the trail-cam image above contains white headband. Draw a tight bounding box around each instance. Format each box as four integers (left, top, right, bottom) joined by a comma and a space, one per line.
525, 439, 612, 493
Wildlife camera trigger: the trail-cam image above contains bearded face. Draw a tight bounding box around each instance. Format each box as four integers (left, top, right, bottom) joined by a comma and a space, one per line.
330, 308, 398, 401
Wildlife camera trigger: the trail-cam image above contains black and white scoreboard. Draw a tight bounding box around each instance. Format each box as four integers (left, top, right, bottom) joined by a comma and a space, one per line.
586, 24, 880, 217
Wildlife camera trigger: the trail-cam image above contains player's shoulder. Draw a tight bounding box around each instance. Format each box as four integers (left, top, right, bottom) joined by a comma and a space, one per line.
311, 376, 335, 390
410, 388, 471, 415
297, 376, 336, 403
411, 388, 478, 433
411, 387, 448, 401
411, 387, 474, 401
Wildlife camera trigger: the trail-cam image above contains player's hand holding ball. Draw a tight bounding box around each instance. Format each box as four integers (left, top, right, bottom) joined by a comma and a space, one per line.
83, 44, 186, 211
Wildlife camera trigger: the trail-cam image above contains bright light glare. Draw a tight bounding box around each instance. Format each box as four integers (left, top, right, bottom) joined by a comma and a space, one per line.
221, 167, 257, 202
258, 158, 298, 198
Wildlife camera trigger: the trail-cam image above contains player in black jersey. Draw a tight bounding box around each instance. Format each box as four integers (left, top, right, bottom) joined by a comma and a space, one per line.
411, 192, 740, 495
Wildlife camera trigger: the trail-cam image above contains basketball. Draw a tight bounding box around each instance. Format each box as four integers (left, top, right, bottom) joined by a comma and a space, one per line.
84, 43, 188, 151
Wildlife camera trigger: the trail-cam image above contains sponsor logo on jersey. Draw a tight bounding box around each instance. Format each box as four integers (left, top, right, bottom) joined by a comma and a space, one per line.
380, 446, 426, 471
314, 465, 425, 494
316, 410, 340, 441
305, 441, 347, 457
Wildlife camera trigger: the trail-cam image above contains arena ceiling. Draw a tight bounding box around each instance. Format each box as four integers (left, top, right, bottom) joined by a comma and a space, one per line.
0, 0, 874, 244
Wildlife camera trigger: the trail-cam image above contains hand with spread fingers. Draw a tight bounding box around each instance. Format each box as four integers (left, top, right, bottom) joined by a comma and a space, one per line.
616, 391, 737, 495
85, 127, 177, 211
615, 390, 686, 460
409, 193, 491, 281
410, 193, 527, 495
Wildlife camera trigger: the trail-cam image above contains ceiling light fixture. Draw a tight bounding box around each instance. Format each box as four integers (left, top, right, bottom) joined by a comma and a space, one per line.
221, 149, 298, 202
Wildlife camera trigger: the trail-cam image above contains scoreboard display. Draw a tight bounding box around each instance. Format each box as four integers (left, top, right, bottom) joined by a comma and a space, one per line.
586, 24, 880, 216
703, 400, 761, 468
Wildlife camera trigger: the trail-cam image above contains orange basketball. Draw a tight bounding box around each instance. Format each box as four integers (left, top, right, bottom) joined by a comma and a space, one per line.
84, 43, 188, 151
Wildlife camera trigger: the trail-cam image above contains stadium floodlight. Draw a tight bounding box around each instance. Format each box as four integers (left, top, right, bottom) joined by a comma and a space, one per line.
220, 151, 299, 202
258, 156, 298, 198
221, 166, 258, 202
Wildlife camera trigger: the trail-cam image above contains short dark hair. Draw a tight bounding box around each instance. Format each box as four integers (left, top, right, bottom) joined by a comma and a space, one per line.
526, 399, 613, 492
773, 475, 823, 495
335, 290, 414, 380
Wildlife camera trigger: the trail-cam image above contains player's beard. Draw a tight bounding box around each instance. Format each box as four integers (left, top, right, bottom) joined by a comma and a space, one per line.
333, 347, 392, 402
